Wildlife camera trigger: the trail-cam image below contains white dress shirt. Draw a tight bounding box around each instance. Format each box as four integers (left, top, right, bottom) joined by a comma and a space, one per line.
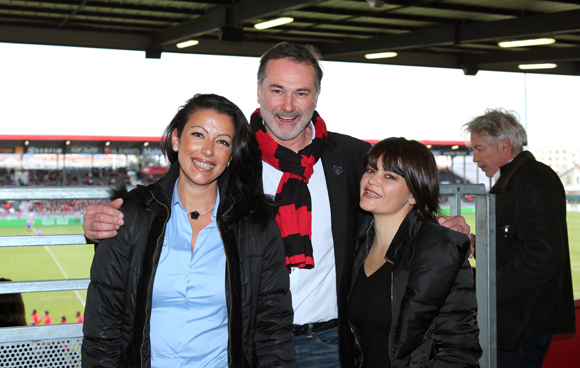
261, 122, 338, 325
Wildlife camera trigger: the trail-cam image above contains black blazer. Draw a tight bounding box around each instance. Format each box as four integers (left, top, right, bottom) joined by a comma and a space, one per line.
491, 150, 575, 349
257, 130, 370, 367
321, 132, 371, 368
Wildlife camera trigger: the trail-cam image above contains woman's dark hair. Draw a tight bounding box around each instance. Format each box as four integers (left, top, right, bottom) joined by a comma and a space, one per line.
161, 94, 268, 222
0, 278, 26, 327
364, 137, 440, 220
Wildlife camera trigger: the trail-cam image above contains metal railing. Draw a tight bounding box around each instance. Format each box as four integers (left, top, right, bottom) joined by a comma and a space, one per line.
442, 184, 497, 368
0, 184, 496, 367
0, 187, 110, 352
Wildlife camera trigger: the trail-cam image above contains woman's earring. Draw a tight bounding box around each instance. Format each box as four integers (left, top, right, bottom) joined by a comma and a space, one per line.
173, 145, 178, 151
227, 162, 230, 167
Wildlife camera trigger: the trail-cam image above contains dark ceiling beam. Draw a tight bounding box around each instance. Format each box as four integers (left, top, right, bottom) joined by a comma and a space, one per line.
299, 5, 461, 25
550, 0, 580, 5
319, 9, 580, 56
460, 9, 580, 41
0, 25, 149, 51
231, 0, 318, 22
327, 47, 580, 76
460, 47, 580, 66
1, 1, 206, 15
149, 8, 225, 46
318, 25, 456, 56
0, 6, 189, 25
150, 0, 317, 46
329, 49, 459, 68
242, 25, 386, 39
384, 0, 540, 17
194, 0, 239, 4
0, 15, 162, 32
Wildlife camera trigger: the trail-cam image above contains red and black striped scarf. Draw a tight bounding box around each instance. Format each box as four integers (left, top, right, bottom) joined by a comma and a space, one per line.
250, 108, 328, 270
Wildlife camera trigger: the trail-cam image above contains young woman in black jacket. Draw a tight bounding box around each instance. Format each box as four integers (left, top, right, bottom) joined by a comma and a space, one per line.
347, 138, 482, 367
82, 94, 296, 368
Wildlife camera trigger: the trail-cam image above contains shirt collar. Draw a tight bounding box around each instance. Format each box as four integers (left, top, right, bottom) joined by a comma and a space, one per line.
172, 178, 220, 224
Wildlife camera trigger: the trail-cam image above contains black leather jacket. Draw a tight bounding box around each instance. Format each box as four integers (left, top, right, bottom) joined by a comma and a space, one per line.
350, 209, 482, 367
82, 163, 296, 367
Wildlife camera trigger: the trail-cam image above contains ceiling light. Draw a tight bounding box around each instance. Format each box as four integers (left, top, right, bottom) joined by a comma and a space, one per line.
105, 141, 110, 146
367, 0, 386, 7
451, 145, 459, 150
254, 17, 294, 30
365, 52, 398, 60
498, 38, 555, 48
143, 142, 149, 147
25, 141, 29, 145
426, 145, 432, 149
518, 63, 557, 70
176, 40, 199, 49
66, 140, 70, 145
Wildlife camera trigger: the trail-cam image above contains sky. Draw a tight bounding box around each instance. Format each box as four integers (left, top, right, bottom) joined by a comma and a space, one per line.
1, 42, 579, 149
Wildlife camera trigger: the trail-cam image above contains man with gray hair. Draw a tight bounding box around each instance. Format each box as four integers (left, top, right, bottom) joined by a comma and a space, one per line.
463, 108, 575, 368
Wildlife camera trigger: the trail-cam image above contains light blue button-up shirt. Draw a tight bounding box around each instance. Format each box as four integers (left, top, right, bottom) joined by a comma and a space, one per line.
150, 179, 227, 368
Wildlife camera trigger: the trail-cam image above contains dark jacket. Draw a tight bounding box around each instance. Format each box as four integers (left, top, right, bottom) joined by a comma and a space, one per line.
350, 209, 482, 367
82, 163, 296, 368
491, 150, 575, 350
318, 132, 371, 368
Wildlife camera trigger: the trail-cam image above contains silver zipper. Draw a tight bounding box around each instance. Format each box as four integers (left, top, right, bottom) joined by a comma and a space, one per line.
217, 203, 234, 367
388, 265, 395, 365
347, 221, 373, 368
140, 194, 170, 368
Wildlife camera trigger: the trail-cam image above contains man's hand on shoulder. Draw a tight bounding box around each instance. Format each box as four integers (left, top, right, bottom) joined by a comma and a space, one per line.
436, 214, 475, 258
83, 198, 124, 243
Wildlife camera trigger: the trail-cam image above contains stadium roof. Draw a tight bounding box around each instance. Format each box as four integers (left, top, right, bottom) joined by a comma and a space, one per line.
0, 135, 468, 156
1, 0, 579, 76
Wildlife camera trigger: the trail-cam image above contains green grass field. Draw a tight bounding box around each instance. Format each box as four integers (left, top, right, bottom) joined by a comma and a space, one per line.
460, 212, 580, 300
0, 225, 94, 325
1, 213, 579, 325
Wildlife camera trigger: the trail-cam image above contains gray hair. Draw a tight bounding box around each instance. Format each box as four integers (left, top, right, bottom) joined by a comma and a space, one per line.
257, 42, 323, 94
462, 108, 527, 153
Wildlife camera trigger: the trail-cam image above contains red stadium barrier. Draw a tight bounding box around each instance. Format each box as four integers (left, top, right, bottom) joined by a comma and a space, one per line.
542, 299, 580, 367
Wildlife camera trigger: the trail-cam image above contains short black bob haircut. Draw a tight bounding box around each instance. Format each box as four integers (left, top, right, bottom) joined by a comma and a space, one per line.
160, 94, 265, 214
364, 137, 440, 221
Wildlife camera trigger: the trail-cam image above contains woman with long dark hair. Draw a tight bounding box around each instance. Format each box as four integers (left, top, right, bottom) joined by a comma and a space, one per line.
348, 138, 482, 367
82, 94, 295, 368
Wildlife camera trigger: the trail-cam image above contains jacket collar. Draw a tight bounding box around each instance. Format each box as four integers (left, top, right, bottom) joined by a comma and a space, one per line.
364, 208, 422, 262
491, 150, 535, 193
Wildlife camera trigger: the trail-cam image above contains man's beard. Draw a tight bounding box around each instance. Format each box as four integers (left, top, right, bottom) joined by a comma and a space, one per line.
261, 107, 315, 141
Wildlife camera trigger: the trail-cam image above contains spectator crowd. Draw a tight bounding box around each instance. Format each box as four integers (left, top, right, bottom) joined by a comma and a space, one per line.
0, 168, 131, 219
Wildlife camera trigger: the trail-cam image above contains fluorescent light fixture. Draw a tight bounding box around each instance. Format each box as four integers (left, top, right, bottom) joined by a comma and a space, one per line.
176, 40, 199, 49
254, 17, 294, 30
518, 63, 557, 70
498, 38, 555, 48
365, 52, 398, 60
